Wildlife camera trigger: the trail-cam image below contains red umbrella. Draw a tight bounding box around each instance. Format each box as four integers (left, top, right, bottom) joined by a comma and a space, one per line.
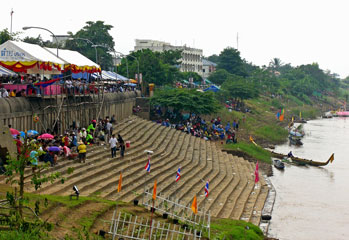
38, 133, 54, 140
10, 128, 20, 135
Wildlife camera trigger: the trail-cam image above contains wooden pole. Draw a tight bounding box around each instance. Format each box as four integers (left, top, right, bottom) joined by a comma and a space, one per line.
149, 198, 155, 240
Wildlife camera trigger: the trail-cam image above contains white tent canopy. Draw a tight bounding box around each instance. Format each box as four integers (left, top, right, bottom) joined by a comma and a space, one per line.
45, 47, 99, 68
0, 40, 64, 65
0, 65, 17, 76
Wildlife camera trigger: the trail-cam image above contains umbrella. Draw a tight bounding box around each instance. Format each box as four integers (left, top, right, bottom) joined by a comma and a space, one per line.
48, 146, 60, 152
20, 131, 25, 138
27, 130, 39, 136
10, 128, 20, 135
39, 133, 54, 140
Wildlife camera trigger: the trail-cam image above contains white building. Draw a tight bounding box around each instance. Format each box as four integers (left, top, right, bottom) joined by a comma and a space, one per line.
134, 39, 203, 75
202, 59, 217, 79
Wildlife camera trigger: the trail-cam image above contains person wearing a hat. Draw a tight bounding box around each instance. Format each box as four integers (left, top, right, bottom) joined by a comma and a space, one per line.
79, 128, 87, 143
77, 141, 86, 163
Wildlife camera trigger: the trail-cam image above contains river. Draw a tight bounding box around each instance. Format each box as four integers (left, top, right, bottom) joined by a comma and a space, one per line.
268, 118, 349, 240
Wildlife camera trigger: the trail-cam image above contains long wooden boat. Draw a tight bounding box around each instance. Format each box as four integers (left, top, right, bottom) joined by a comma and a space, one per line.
270, 151, 334, 166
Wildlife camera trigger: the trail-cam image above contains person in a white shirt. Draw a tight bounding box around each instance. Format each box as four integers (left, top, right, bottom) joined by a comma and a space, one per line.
2, 89, 9, 98
109, 134, 118, 158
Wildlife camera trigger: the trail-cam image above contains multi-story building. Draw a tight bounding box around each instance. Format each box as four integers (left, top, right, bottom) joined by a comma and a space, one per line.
134, 39, 203, 75
202, 59, 217, 79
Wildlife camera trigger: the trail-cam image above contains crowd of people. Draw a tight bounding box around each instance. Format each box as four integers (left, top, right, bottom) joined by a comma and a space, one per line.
0, 74, 138, 98
6, 115, 127, 173
155, 114, 239, 143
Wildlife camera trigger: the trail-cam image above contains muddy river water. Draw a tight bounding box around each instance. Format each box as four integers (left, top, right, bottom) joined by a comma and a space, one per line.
268, 118, 349, 240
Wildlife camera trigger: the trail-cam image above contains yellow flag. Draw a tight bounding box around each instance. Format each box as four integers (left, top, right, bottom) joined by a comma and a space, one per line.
299, 111, 302, 119
152, 180, 157, 200
292, 116, 294, 122
191, 195, 198, 214
329, 153, 334, 163
249, 136, 254, 142
117, 172, 122, 193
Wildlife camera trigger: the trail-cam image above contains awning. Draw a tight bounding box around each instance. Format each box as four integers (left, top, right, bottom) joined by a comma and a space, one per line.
203, 85, 220, 92
91, 71, 129, 81
45, 47, 101, 73
0, 40, 64, 72
0, 65, 17, 76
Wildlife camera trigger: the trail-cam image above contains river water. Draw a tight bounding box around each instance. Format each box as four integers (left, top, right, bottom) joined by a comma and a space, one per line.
268, 118, 349, 240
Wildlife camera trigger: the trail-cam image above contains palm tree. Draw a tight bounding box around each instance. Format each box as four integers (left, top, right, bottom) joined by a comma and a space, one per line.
269, 58, 284, 71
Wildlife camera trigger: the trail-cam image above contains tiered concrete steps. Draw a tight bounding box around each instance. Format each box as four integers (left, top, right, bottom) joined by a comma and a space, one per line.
4, 116, 269, 225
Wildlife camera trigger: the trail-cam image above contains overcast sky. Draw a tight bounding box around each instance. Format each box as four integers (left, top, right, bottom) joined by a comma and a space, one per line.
2, 0, 349, 77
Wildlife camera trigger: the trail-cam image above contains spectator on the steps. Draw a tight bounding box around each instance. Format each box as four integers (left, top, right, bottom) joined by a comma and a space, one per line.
106, 120, 113, 140
109, 134, 118, 158
119, 141, 125, 157
79, 128, 87, 143
78, 141, 86, 163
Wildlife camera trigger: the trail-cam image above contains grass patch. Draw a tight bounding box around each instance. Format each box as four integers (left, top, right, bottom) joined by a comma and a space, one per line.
254, 125, 288, 143
224, 142, 272, 163
209, 218, 263, 240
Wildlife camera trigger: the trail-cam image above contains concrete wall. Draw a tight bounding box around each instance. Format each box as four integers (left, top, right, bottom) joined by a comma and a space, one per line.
0, 91, 142, 134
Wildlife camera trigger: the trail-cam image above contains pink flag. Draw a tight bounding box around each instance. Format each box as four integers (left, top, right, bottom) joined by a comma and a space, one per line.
254, 161, 259, 183
254, 170, 259, 183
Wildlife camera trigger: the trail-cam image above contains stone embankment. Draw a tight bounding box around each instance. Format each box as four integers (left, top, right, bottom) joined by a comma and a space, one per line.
1, 116, 270, 226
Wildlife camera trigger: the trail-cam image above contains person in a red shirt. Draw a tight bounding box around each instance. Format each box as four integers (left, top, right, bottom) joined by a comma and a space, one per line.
63, 134, 69, 147
14, 135, 22, 154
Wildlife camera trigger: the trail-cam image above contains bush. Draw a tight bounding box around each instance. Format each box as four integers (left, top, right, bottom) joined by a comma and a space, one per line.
287, 95, 304, 106
0, 231, 50, 240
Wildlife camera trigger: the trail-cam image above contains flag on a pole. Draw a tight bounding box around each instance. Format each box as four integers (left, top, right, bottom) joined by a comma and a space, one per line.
175, 167, 181, 182
117, 172, 122, 192
254, 166, 259, 183
10, 9, 14, 16
191, 195, 198, 214
204, 180, 209, 198
152, 180, 157, 200
145, 156, 151, 172
329, 153, 334, 163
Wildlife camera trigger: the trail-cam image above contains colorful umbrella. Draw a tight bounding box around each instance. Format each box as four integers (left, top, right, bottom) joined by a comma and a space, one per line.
39, 133, 54, 140
10, 128, 20, 135
48, 146, 60, 152
27, 130, 39, 136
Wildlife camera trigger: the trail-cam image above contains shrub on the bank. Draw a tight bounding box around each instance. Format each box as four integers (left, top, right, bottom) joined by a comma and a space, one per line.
287, 95, 304, 106
254, 125, 288, 143
211, 219, 263, 240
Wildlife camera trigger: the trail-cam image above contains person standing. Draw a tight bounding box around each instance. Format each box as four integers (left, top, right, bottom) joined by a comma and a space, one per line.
119, 141, 125, 157
106, 120, 113, 141
78, 141, 86, 163
109, 134, 118, 158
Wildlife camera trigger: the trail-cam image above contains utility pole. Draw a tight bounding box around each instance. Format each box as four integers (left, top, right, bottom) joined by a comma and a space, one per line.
10, 9, 14, 34
236, 32, 239, 50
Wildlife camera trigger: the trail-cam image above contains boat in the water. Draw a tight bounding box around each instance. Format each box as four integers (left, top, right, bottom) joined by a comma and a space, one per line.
335, 111, 349, 117
294, 119, 307, 123
273, 159, 285, 169
322, 111, 333, 118
289, 135, 303, 145
271, 152, 334, 166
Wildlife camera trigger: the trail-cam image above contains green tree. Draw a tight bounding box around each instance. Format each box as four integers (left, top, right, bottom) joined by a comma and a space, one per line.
118, 49, 182, 86
151, 88, 221, 115
0, 28, 21, 44
221, 76, 258, 100
217, 47, 247, 77
3, 136, 72, 225
207, 54, 220, 65
23, 35, 44, 45
65, 21, 115, 69
180, 71, 202, 82
208, 69, 232, 85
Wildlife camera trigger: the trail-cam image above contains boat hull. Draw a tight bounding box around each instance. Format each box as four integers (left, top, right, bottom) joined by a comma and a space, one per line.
271, 151, 330, 166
